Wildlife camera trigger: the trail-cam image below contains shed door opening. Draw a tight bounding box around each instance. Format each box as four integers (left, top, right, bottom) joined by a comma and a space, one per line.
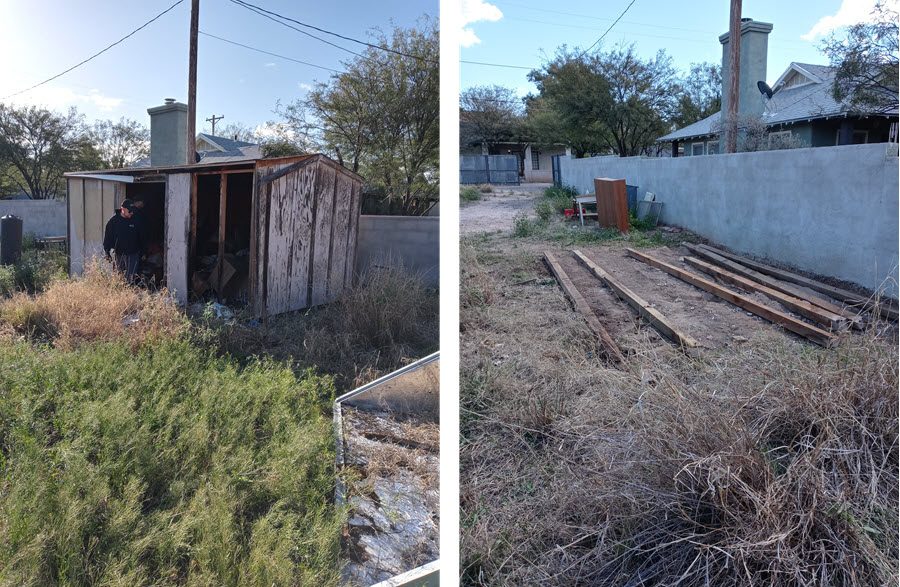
190, 172, 254, 304
124, 181, 166, 287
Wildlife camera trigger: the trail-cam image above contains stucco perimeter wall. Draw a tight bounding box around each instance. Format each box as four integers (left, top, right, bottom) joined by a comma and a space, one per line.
0, 199, 67, 238
356, 215, 439, 287
560, 143, 900, 297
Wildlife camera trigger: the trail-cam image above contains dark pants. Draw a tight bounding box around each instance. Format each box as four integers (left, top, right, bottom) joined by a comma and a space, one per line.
115, 253, 140, 282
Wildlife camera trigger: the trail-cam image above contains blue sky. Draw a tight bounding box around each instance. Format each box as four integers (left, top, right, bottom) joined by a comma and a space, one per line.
460, 0, 887, 97
0, 0, 437, 131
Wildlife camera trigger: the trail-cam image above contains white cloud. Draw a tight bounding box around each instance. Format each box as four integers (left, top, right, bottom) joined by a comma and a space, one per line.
802, 0, 895, 40
461, 0, 503, 48
298, 82, 313, 91
10, 85, 123, 112
264, 62, 277, 68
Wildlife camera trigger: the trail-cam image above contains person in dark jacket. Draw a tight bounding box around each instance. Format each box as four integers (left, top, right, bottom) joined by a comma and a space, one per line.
103, 199, 144, 282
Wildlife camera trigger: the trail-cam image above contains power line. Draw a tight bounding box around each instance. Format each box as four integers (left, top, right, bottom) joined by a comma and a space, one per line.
579, 0, 639, 57
460, 60, 533, 70
3, 0, 185, 100
229, 0, 439, 65
199, 31, 345, 74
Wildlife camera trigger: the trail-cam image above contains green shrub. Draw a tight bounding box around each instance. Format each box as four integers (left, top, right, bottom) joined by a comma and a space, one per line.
0, 248, 67, 297
542, 185, 578, 214
0, 337, 344, 585
461, 187, 482, 202
535, 200, 556, 222
513, 214, 541, 238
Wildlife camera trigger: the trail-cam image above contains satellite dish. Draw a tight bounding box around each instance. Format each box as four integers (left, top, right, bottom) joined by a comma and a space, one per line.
757, 81, 775, 99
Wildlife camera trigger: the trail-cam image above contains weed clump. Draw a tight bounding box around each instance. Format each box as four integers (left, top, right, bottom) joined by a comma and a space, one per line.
461, 187, 482, 202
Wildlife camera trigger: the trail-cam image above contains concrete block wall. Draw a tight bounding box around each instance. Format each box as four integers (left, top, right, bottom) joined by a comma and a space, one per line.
356, 215, 439, 286
0, 199, 67, 238
560, 143, 899, 297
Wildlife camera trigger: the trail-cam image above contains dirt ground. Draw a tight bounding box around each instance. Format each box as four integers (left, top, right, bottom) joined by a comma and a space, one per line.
459, 191, 898, 585
460, 183, 549, 234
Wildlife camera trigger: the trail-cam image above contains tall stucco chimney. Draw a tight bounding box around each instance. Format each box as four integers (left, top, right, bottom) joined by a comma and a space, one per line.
147, 98, 188, 166
719, 19, 773, 119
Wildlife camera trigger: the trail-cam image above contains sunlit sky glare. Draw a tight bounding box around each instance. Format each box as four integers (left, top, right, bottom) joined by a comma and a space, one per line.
0, 0, 437, 131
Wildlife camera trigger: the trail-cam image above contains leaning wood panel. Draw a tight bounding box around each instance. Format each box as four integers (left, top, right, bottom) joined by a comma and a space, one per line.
593, 177, 629, 232
573, 249, 698, 349
699, 244, 898, 321
685, 243, 862, 328
344, 181, 362, 288
286, 164, 317, 312
255, 179, 270, 318
543, 251, 625, 363
165, 174, 191, 304
69, 179, 86, 275
327, 170, 353, 302
310, 162, 336, 306
101, 180, 116, 223
626, 248, 835, 347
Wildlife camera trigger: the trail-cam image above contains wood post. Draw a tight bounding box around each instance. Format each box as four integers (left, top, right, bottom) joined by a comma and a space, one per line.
186, 0, 199, 165
217, 173, 227, 296
724, 0, 742, 154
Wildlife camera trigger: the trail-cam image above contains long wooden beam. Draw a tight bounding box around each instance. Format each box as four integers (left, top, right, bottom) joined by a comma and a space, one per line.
543, 252, 626, 364
683, 255, 849, 331
217, 174, 228, 296
699, 244, 898, 321
685, 243, 862, 328
625, 248, 835, 347
572, 249, 699, 350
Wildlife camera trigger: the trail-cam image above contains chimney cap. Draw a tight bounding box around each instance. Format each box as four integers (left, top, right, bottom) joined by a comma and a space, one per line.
164, 97, 176, 104
719, 19, 773, 43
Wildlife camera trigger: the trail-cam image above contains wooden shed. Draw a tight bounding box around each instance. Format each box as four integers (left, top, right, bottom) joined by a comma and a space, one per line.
65, 154, 363, 319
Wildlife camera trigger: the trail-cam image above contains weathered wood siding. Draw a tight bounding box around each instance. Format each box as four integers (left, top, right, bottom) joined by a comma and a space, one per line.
165, 173, 191, 304
69, 179, 85, 275
253, 156, 362, 318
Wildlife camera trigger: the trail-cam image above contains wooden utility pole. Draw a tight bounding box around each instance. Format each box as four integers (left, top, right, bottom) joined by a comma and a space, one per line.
724, 0, 742, 153
206, 114, 224, 135
186, 0, 199, 164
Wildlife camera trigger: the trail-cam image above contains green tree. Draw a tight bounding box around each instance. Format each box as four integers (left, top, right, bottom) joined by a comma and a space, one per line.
529, 45, 679, 157
277, 18, 438, 212
821, 1, 898, 114
672, 62, 722, 128
89, 117, 149, 169
459, 85, 524, 149
0, 104, 100, 199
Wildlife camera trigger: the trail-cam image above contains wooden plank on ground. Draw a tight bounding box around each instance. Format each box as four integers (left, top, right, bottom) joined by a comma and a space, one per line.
682, 255, 849, 331
625, 248, 836, 347
543, 251, 626, 363
573, 249, 698, 349
699, 244, 898, 321
684, 243, 863, 328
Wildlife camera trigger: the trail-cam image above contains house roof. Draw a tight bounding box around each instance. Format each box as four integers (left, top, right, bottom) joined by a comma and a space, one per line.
659, 62, 899, 142
130, 134, 262, 168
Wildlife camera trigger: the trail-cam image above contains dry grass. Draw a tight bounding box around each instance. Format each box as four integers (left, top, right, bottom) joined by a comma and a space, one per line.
0, 261, 186, 349
212, 264, 439, 389
460, 234, 899, 586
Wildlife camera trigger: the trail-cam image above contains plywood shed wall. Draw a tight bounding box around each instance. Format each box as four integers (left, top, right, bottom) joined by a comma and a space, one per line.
67, 178, 123, 275
66, 154, 363, 319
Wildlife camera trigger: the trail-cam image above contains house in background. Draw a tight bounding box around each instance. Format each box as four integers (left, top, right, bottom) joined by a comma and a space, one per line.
459, 140, 570, 183
658, 18, 899, 156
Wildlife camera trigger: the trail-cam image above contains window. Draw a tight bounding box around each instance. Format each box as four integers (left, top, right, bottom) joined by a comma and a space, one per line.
531, 149, 540, 170
707, 141, 719, 155
834, 129, 869, 145
691, 142, 705, 156
768, 130, 792, 147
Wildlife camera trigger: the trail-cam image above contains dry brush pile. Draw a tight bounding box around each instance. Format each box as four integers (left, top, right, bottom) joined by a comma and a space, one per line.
460, 236, 899, 586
